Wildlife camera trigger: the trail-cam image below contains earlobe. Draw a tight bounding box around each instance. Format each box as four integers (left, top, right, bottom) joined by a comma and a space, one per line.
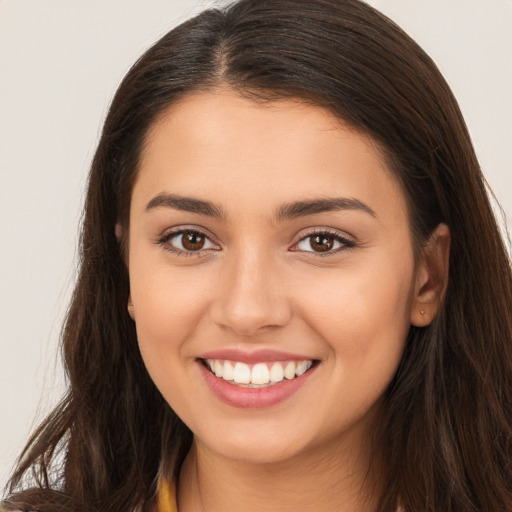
411, 223, 450, 327
120, 227, 132, 319
127, 296, 135, 321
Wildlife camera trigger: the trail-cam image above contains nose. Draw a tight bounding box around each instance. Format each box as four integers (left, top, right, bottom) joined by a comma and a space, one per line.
210, 249, 293, 337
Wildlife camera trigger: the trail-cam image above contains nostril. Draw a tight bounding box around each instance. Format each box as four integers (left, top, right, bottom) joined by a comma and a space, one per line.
210, 300, 293, 337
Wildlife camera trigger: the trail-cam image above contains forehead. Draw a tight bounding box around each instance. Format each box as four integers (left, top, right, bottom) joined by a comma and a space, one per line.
133, 90, 407, 224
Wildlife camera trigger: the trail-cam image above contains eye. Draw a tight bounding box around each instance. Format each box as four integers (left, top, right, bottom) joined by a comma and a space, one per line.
159, 229, 219, 255
293, 231, 355, 254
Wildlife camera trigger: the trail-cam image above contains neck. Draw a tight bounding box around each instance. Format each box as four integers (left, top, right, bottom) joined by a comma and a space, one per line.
177, 429, 382, 512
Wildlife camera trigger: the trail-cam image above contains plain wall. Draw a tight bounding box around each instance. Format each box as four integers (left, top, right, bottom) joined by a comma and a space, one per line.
1, 0, 511, 491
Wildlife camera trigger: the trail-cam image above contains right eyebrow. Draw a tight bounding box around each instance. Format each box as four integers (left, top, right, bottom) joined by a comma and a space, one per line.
145, 193, 227, 219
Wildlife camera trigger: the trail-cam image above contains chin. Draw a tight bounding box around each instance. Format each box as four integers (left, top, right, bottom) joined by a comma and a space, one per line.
195, 421, 316, 465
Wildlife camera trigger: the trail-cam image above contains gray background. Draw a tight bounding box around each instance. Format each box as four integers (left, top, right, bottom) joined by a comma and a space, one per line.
1, 0, 511, 490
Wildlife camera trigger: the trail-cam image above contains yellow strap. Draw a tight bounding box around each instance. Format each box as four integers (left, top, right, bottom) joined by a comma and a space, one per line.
157, 478, 178, 512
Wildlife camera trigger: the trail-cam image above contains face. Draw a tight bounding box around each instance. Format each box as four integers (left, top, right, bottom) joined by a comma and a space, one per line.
127, 90, 423, 465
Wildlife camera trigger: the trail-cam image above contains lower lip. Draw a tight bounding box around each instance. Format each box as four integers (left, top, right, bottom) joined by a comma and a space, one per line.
197, 361, 316, 409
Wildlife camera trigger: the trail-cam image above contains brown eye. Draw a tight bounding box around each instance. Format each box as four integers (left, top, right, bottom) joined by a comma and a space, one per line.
182, 232, 206, 251
309, 234, 334, 252
161, 229, 218, 254
294, 231, 354, 254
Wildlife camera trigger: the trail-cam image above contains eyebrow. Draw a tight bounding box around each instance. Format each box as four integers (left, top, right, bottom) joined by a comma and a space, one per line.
146, 193, 226, 218
145, 193, 376, 221
275, 197, 376, 221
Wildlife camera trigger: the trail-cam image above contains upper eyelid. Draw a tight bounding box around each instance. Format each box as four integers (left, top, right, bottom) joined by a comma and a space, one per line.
292, 227, 355, 244
159, 225, 219, 243
289, 228, 356, 254
157, 228, 220, 257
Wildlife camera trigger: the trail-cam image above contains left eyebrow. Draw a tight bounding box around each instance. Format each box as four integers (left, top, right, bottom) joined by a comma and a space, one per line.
274, 197, 377, 222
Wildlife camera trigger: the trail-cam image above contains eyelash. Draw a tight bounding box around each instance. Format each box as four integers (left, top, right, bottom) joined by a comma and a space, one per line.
157, 227, 356, 257
291, 228, 356, 256
157, 228, 220, 257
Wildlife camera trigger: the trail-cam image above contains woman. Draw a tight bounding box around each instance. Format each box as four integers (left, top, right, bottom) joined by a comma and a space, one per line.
3, 0, 511, 511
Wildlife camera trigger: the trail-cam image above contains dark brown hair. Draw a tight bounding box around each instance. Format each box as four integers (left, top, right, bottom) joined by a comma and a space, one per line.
4, 1, 512, 510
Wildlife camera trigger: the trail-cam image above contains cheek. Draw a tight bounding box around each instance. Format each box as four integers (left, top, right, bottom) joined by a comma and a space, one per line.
130, 268, 214, 412
294, 261, 414, 432
296, 254, 415, 364
129, 257, 215, 375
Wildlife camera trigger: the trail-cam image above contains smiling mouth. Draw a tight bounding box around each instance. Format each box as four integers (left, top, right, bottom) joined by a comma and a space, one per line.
201, 358, 317, 388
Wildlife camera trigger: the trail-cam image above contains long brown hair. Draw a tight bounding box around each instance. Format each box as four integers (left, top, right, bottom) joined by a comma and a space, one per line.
4, 1, 512, 510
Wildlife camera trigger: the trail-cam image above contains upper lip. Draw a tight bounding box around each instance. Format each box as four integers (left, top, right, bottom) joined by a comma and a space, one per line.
199, 348, 316, 364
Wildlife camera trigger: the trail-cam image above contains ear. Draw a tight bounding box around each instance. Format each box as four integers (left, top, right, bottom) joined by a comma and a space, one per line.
115, 222, 122, 241
411, 223, 450, 327
127, 295, 136, 321
116, 223, 133, 319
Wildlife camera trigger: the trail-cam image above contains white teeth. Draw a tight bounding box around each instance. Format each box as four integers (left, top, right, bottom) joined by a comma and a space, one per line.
251, 363, 270, 385
295, 360, 307, 376
270, 362, 284, 383
214, 360, 223, 377
284, 361, 296, 380
223, 360, 234, 381
295, 360, 312, 376
205, 358, 314, 386
233, 362, 251, 384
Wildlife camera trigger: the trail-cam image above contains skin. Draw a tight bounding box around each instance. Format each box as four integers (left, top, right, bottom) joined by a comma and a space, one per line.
126, 90, 450, 512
